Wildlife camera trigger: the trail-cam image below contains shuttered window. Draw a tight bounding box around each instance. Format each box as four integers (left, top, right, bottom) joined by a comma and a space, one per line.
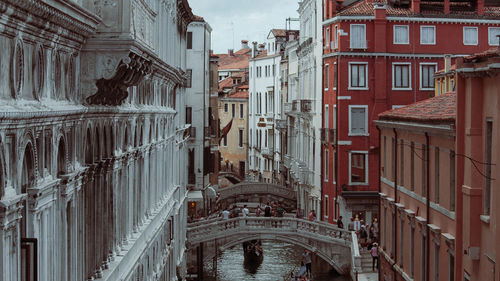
394, 25, 409, 44
349, 63, 368, 89
420, 26, 436, 45
463, 27, 478, 45
350, 24, 366, 49
421, 64, 437, 90
393, 63, 411, 89
488, 27, 500, 46
349, 106, 367, 135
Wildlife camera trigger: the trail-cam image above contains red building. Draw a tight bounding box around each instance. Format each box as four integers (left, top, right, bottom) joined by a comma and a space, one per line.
321, 0, 500, 225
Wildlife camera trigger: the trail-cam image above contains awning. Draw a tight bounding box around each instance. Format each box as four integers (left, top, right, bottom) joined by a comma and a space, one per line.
206, 186, 217, 199
187, 190, 203, 202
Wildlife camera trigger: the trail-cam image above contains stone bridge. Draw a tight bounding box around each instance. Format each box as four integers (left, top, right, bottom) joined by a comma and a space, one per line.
187, 217, 362, 276
218, 171, 242, 184
217, 182, 297, 210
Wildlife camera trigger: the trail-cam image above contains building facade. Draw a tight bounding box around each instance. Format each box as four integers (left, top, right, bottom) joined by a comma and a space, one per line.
248, 30, 298, 184
282, 0, 324, 217
0, 0, 195, 280
375, 93, 457, 281
219, 85, 249, 182
185, 17, 215, 218
322, 0, 500, 225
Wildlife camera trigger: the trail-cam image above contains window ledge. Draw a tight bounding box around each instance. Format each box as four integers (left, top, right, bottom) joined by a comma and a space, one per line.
480, 215, 490, 224
391, 87, 412, 91
348, 87, 369, 91
348, 133, 370, 137
419, 88, 434, 91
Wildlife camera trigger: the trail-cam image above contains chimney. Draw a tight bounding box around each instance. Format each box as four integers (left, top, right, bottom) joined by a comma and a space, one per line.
258, 44, 265, 51
241, 40, 249, 49
477, 0, 484, 15
444, 54, 452, 73
228, 49, 234, 56
411, 0, 420, 13
336, 0, 344, 11
252, 41, 257, 58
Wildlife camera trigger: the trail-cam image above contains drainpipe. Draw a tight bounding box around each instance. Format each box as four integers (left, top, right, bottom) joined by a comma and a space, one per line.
392, 128, 398, 280
425, 132, 430, 281
334, 55, 339, 219
377, 125, 382, 279
202, 25, 207, 217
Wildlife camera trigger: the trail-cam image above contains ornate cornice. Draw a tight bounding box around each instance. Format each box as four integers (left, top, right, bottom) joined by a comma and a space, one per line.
0, 0, 99, 39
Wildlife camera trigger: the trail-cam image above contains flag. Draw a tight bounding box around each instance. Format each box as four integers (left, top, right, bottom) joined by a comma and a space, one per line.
219, 119, 233, 145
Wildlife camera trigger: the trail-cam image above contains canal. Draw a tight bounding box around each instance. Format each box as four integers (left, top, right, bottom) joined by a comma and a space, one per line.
202, 240, 349, 281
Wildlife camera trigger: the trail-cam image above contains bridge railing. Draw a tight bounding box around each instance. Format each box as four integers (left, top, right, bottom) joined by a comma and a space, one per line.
350, 231, 362, 280
187, 217, 352, 244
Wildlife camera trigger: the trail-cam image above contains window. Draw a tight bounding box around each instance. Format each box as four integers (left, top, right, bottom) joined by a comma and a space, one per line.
484, 119, 492, 215
324, 149, 329, 181
324, 64, 329, 90
187, 32, 193, 49
435, 147, 440, 204
249, 129, 252, 146
400, 216, 404, 266
392, 137, 396, 181
239, 104, 244, 118
333, 62, 338, 89
450, 151, 455, 211
273, 64, 276, 76
349, 62, 368, 89
350, 24, 366, 49
334, 25, 338, 49
383, 136, 387, 178
394, 25, 409, 44
326, 27, 330, 46
349, 151, 368, 184
434, 244, 440, 281
400, 139, 405, 186
223, 135, 227, 147
420, 63, 437, 90
224, 103, 228, 112
186, 69, 192, 88
231, 103, 236, 118
411, 141, 415, 191
238, 129, 244, 148
325, 105, 329, 128
185, 107, 192, 124
420, 26, 436, 45
422, 144, 428, 197
349, 105, 368, 135
422, 235, 427, 281
463, 27, 478, 45
488, 27, 500, 46
393, 63, 411, 90
449, 253, 455, 281
410, 226, 415, 277
324, 195, 329, 218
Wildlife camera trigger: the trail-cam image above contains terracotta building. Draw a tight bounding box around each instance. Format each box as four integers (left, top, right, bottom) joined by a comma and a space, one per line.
322, 0, 500, 225
455, 46, 500, 281
374, 46, 500, 281
375, 93, 457, 281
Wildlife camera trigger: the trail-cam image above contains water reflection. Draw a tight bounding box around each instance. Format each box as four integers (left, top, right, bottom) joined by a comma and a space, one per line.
204, 241, 348, 281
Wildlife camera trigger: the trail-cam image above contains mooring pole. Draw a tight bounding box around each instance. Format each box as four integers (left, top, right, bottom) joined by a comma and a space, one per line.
197, 242, 204, 280
213, 239, 218, 280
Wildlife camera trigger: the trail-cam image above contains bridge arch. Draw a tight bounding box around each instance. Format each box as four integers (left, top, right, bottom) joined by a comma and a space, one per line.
218, 182, 297, 210
187, 217, 356, 275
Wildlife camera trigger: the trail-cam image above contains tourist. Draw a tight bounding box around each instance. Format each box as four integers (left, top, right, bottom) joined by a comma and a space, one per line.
302, 249, 312, 277
276, 204, 285, 217
264, 202, 272, 217
295, 261, 307, 280
231, 205, 240, 218
242, 205, 249, 217
353, 215, 361, 234
256, 205, 262, 217
360, 224, 368, 249
222, 208, 230, 220
308, 210, 316, 222
295, 208, 304, 219
372, 218, 379, 241
371, 242, 379, 271
337, 216, 344, 229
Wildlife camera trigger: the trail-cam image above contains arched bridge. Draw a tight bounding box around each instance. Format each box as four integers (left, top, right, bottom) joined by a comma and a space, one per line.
218, 182, 297, 210
218, 171, 243, 184
187, 217, 362, 275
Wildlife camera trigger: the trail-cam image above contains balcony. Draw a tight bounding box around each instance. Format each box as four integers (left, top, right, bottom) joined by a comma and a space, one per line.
329, 128, 336, 144
321, 128, 337, 144
300, 100, 312, 113
262, 147, 274, 158
292, 100, 299, 112
284, 102, 292, 113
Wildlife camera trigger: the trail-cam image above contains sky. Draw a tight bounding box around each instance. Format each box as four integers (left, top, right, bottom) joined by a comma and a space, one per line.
188, 0, 300, 54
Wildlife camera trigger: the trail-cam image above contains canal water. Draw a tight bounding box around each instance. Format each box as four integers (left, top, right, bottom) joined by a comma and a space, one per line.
203, 240, 349, 281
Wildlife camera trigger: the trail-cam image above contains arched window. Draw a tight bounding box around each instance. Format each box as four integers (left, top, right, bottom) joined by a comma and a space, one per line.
95, 127, 100, 161
85, 128, 92, 165
57, 138, 66, 177
123, 126, 129, 151
21, 142, 35, 237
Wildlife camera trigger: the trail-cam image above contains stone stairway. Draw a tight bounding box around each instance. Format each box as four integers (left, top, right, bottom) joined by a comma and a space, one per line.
360, 249, 376, 273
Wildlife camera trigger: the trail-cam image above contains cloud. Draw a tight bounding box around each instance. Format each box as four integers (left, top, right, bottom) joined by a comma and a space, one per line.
188, 0, 300, 53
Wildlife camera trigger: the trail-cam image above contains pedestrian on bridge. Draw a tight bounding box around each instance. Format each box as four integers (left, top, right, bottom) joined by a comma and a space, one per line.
370, 242, 379, 271
264, 202, 272, 217
222, 208, 230, 220
295, 208, 303, 219
308, 210, 316, 222
242, 205, 249, 217
302, 249, 312, 277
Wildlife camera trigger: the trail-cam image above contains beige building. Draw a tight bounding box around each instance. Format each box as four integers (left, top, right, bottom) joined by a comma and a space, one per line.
219, 82, 249, 183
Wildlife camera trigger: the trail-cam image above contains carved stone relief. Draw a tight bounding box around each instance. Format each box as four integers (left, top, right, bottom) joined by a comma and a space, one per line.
65, 53, 76, 100
53, 50, 62, 100
32, 44, 44, 100
10, 38, 24, 99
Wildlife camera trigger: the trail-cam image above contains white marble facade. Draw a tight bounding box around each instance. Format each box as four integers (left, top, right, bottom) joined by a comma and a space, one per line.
0, 0, 195, 280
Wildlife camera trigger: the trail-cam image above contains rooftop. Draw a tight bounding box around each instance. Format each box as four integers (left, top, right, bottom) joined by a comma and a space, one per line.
336, 0, 500, 18
379, 92, 456, 124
